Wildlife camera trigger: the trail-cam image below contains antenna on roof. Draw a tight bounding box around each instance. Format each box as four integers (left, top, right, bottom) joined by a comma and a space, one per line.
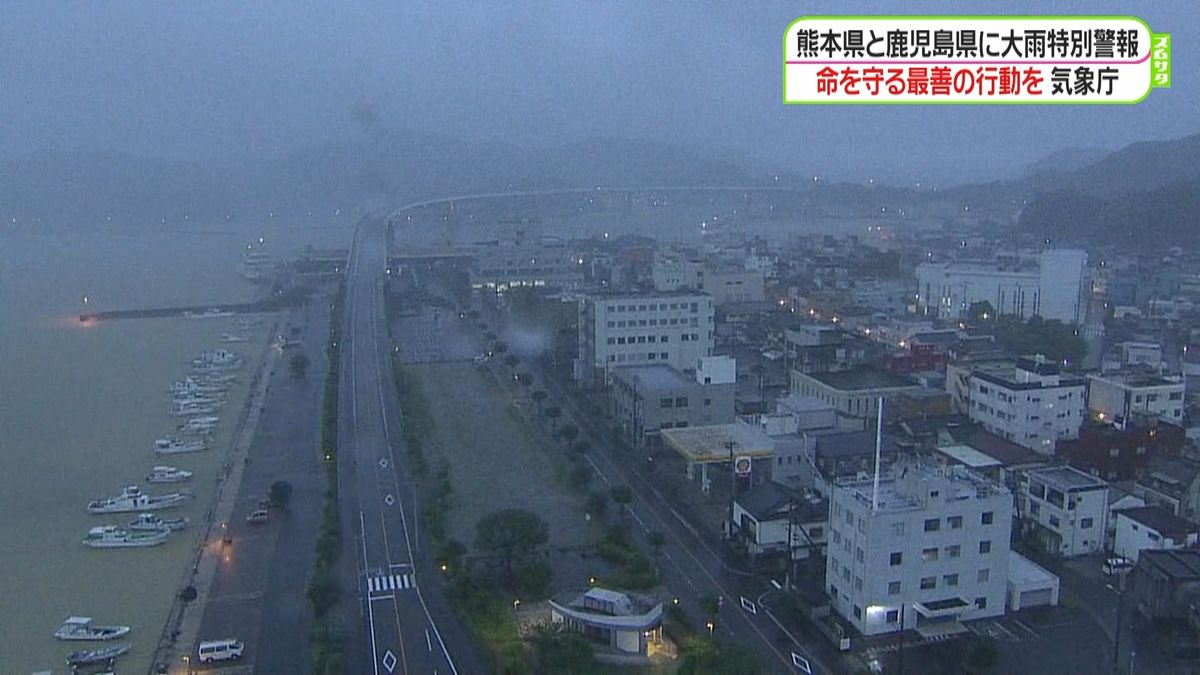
872, 396, 883, 512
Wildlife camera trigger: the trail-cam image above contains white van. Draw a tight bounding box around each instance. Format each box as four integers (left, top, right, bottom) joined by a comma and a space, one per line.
198, 638, 245, 663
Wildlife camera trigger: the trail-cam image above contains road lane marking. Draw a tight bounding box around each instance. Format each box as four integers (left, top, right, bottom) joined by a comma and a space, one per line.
382, 649, 398, 673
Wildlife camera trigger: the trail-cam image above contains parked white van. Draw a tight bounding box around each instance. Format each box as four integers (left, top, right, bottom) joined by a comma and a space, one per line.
198, 638, 245, 663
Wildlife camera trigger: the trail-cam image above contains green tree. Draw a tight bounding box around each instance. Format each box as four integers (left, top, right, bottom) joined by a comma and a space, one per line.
268, 480, 293, 508
289, 353, 311, 378
475, 509, 549, 576
610, 485, 633, 521
558, 423, 579, 446
545, 406, 562, 433
647, 531, 666, 558
532, 625, 595, 674
968, 300, 996, 323
585, 491, 608, 519
531, 390, 548, 415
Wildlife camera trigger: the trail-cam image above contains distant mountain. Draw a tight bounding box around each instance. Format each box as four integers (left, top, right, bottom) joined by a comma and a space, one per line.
0, 133, 751, 228
1022, 146, 1109, 178
1015, 133, 1200, 248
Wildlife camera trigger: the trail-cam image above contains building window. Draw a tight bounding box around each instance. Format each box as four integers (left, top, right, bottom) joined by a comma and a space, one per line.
944, 573, 959, 587
675, 397, 688, 407
832, 530, 841, 544
1081, 517, 1094, 529
920, 577, 936, 590
890, 552, 903, 566
661, 353, 668, 359
979, 540, 992, 554
808, 527, 823, 539
946, 544, 961, 558
661, 335, 669, 343
704, 398, 712, 406
975, 597, 988, 610
924, 518, 940, 532
886, 610, 900, 624
855, 548, 865, 563
1048, 515, 1060, 528
853, 605, 862, 619
888, 581, 901, 595
922, 547, 939, 562
854, 576, 863, 591
1030, 502, 1040, 516
892, 522, 906, 537
660, 398, 673, 409
981, 511, 994, 525
606, 338, 615, 345
948, 515, 963, 529
977, 568, 990, 583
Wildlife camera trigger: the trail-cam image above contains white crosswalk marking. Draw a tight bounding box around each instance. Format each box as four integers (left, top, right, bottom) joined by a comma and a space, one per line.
367, 572, 415, 595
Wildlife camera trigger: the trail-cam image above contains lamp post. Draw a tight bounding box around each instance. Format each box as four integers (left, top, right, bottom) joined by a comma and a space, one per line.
725, 440, 737, 539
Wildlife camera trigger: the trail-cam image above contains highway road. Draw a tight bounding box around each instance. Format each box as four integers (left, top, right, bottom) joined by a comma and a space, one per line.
340, 218, 474, 675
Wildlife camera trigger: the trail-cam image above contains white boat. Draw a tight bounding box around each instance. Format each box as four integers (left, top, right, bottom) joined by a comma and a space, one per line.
184, 308, 235, 319
171, 376, 229, 396
128, 512, 189, 532
154, 437, 208, 454
87, 486, 189, 514
170, 399, 224, 416
146, 465, 193, 482
178, 417, 219, 436
220, 332, 249, 343
192, 349, 243, 371
82, 525, 169, 548
239, 240, 274, 283
54, 616, 131, 641
67, 642, 130, 666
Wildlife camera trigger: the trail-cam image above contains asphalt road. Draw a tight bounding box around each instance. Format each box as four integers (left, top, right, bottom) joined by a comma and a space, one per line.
340, 218, 481, 675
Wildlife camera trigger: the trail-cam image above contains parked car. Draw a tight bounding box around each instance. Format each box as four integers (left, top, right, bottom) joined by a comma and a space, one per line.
246, 509, 269, 525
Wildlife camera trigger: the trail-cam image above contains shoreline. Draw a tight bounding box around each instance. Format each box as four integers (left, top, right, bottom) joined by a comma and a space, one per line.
147, 316, 281, 674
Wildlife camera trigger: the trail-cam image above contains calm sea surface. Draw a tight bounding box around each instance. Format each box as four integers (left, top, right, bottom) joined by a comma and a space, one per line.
0, 224, 349, 674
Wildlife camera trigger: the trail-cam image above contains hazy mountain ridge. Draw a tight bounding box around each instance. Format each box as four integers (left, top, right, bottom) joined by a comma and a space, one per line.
0, 134, 750, 228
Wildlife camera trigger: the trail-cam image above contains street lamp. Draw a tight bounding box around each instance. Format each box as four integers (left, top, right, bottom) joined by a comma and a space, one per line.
706, 620, 715, 636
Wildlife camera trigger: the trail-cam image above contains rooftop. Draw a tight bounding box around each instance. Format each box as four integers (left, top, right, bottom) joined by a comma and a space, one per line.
611, 364, 693, 392
588, 290, 712, 301
1089, 372, 1184, 389
1116, 506, 1200, 538
814, 430, 901, 459
1025, 465, 1108, 491
948, 425, 1049, 467
836, 463, 1008, 513
736, 481, 828, 523
661, 421, 775, 463
1140, 549, 1200, 579
935, 444, 1002, 470
1008, 551, 1058, 586
803, 367, 918, 392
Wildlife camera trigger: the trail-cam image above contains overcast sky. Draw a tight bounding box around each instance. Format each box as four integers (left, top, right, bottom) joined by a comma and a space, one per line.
1, 0, 1195, 185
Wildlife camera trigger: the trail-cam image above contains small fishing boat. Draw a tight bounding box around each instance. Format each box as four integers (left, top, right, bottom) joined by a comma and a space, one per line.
128, 512, 189, 532
67, 642, 130, 666
87, 485, 189, 514
154, 437, 208, 454
82, 526, 169, 548
146, 465, 193, 483
54, 616, 131, 641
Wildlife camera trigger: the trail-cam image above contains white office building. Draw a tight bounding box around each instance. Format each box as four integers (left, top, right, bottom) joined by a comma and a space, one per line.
916, 249, 1088, 323
826, 463, 1013, 636
967, 356, 1086, 454
1087, 372, 1186, 426
1020, 466, 1109, 558
576, 292, 714, 386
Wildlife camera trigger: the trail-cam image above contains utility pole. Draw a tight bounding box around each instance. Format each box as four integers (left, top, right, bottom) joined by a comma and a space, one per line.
726, 440, 737, 540
1112, 571, 1126, 673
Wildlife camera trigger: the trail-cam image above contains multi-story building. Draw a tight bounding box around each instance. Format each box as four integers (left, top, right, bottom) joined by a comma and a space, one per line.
652, 255, 765, 305
1087, 372, 1186, 427
469, 218, 583, 291
575, 291, 714, 386
609, 357, 736, 449
826, 463, 1013, 636
1020, 466, 1109, 558
1113, 506, 1200, 563
915, 249, 1088, 323
791, 367, 923, 421
967, 355, 1086, 454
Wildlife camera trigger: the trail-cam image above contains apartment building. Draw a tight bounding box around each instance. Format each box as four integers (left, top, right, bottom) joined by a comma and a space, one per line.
575, 292, 714, 386
1087, 372, 1186, 426
1020, 466, 1109, 558
791, 367, 923, 421
609, 357, 736, 449
826, 464, 1013, 636
967, 356, 1086, 454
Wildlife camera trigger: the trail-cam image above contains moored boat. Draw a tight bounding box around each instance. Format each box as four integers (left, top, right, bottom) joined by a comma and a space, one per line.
82, 525, 169, 548
177, 417, 219, 436
128, 512, 189, 532
87, 485, 189, 514
184, 308, 234, 319
54, 616, 131, 641
67, 642, 130, 666
154, 437, 207, 454
146, 465, 193, 483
